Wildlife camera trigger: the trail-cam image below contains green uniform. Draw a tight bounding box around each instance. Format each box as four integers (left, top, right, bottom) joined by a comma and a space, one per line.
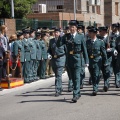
29, 38, 37, 81
13, 40, 24, 77
62, 33, 89, 98
64, 34, 73, 91
115, 36, 120, 87
22, 38, 31, 83
48, 37, 66, 93
110, 32, 119, 75
34, 39, 42, 80
80, 52, 85, 87
79, 33, 86, 88
85, 33, 92, 85
86, 38, 108, 92
38, 40, 48, 79
100, 35, 115, 89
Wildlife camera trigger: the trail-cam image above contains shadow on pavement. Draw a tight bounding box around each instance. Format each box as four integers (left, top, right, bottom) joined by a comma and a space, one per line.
19, 99, 73, 104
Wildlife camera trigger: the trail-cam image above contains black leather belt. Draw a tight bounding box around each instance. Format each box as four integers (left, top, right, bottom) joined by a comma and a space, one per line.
89, 54, 101, 59
52, 54, 65, 58
69, 51, 81, 55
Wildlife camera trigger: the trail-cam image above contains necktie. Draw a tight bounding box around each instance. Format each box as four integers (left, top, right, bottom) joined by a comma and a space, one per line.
55, 38, 58, 43
71, 34, 74, 39
91, 40, 94, 45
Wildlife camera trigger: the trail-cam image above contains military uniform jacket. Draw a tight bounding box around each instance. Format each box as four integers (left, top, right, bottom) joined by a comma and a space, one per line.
40, 40, 48, 60
62, 33, 89, 68
13, 40, 24, 62
102, 36, 115, 57
115, 36, 120, 68
78, 33, 85, 67
34, 39, 42, 60
28, 38, 36, 60
22, 39, 31, 61
86, 38, 108, 67
110, 32, 119, 41
115, 36, 120, 53
48, 37, 66, 67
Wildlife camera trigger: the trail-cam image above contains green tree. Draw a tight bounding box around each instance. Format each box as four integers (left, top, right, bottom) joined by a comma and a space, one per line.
0, 0, 37, 18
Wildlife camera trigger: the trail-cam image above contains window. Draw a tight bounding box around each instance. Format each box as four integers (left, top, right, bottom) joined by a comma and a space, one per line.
96, 6, 100, 14
92, 6, 95, 13
115, 2, 119, 16
57, 5, 63, 10
86, 1, 89, 13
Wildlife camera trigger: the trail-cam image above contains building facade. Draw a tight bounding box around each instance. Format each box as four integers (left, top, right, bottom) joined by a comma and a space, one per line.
28, 0, 120, 27
104, 0, 120, 25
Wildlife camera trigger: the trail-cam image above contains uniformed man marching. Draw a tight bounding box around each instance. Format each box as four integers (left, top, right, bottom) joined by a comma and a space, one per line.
98, 26, 115, 91
63, 27, 73, 92
48, 29, 66, 96
77, 24, 86, 89
86, 27, 108, 96
114, 34, 120, 88
62, 20, 89, 102
110, 23, 120, 77
114, 24, 120, 88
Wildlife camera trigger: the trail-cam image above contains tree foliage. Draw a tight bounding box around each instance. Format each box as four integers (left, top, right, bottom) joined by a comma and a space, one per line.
0, 0, 37, 18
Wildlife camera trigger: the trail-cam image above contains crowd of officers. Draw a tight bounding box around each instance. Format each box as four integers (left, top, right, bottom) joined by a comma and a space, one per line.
0, 20, 120, 103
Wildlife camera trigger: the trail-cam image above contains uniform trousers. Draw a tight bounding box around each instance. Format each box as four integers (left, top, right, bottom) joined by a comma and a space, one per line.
89, 58, 102, 92
52, 66, 64, 93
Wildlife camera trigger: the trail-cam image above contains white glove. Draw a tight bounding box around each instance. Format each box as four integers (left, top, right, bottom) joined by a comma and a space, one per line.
114, 50, 118, 56
85, 64, 89, 67
104, 64, 108, 66
107, 48, 112, 52
48, 55, 52, 60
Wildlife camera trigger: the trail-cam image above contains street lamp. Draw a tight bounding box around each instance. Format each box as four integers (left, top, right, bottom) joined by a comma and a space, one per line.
74, 0, 76, 20
11, 0, 14, 18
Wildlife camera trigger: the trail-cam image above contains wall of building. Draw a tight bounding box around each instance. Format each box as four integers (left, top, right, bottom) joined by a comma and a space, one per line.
31, 0, 120, 26
5, 19, 16, 37
112, 0, 120, 23
104, 0, 120, 25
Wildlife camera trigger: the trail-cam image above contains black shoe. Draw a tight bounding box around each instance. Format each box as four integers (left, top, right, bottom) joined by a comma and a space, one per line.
55, 92, 60, 97
72, 96, 80, 103
89, 81, 92, 85
104, 84, 110, 92
24, 81, 31, 84
116, 82, 120, 88
41, 77, 48, 79
0, 88, 3, 91
103, 86, 108, 92
116, 84, 120, 88
68, 88, 73, 92
80, 84, 83, 89
92, 91, 97, 96
59, 89, 63, 95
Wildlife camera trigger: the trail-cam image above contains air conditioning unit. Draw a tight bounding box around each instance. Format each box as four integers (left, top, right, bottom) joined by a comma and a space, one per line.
95, 0, 101, 6
89, 0, 95, 6
38, 4, 46, 13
